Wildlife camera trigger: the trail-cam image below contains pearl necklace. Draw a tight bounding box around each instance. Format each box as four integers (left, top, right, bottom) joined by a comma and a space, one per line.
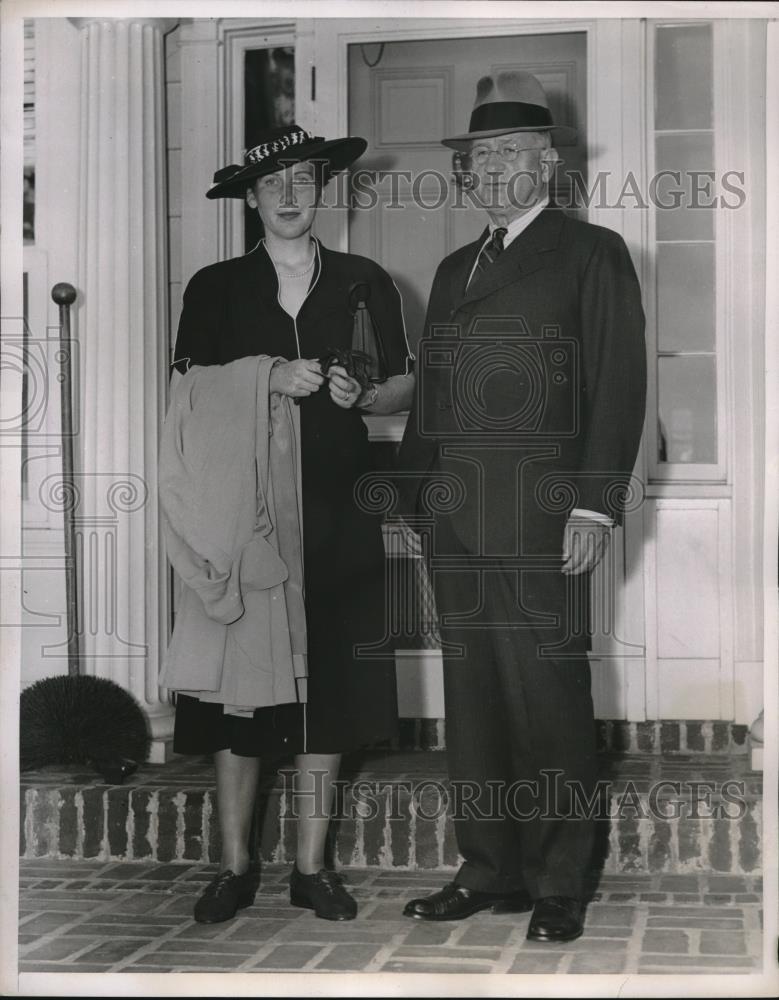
269, 248, 315, 278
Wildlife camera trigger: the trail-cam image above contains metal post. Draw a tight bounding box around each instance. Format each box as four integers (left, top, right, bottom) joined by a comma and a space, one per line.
51, 282, 80, 677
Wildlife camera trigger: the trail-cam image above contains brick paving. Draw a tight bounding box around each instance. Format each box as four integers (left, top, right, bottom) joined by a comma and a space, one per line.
17, 861, 762, 975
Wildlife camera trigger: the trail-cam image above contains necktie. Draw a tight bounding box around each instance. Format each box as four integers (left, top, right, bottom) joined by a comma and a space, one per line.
467, 226, 507, 290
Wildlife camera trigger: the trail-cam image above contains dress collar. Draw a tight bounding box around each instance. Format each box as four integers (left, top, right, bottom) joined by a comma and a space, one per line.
252, 236, 323, 300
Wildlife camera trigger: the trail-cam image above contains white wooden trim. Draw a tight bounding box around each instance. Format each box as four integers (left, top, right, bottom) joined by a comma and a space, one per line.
762, 20, 779, 800
717, 496, 735, 718
643, 498, 659, 719
178, 19, 220, 282
645, 482, 732, 499
1, 17, 26, 847
623, 504, 648, 722
587, 19, 623, 235
651, 463, 726, 483
602, 19, 648, 722
643, 21, 662, 485
20, 245, 60, 534
728, 19, 766, 672
651, 496, 734, 719
712, 19, 732, 487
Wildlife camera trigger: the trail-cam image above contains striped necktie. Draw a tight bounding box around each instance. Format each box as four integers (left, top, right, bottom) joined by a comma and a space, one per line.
467, 226, 508, 290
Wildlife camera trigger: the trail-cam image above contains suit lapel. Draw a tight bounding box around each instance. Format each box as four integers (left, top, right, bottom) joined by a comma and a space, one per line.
449, 229, 487, 308
451, 208, 566, 315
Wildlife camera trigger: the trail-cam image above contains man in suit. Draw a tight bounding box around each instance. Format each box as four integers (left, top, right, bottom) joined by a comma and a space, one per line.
398, 71, 646, 941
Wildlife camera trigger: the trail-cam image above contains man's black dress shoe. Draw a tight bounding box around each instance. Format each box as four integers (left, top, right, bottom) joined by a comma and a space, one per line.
526, 896, 584, 942
193, 868, 258, 924
404, 882, 533, 921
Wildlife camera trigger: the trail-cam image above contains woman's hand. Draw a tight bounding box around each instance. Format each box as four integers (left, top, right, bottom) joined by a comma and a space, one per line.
270, 359, 324, 398
325, 364, 363, 409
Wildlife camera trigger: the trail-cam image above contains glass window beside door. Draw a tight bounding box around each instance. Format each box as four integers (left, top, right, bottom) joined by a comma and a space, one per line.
652, 22, 718, 471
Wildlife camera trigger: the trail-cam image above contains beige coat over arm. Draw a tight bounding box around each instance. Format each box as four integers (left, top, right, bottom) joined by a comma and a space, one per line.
158, 355, 307, 716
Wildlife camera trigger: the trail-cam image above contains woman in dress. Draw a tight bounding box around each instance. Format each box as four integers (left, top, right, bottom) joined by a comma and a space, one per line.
168, 125, 414, 922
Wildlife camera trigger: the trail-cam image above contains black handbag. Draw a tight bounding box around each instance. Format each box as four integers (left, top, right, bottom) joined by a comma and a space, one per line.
320, 280, 389, 390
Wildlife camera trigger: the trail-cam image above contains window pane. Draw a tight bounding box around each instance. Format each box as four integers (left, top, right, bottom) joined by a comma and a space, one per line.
655, 133, 715, 241
656, 243, 715, 352
655, 24, 713, 131
657, 355, 717, 464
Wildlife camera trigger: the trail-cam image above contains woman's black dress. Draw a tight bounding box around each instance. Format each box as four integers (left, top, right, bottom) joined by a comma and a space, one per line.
170, 239, 413, 756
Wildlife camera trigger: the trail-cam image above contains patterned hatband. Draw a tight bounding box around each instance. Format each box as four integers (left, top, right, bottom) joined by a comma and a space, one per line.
244, 127, 317, 165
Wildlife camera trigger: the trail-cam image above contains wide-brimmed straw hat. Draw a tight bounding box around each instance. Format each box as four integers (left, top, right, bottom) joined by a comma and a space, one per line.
206, 124, 367, 199
442, 71, 577, 150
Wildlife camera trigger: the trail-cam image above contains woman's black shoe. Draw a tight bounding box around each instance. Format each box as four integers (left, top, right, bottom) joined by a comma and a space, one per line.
193, 868, 258, 924
289, 865, 357, 921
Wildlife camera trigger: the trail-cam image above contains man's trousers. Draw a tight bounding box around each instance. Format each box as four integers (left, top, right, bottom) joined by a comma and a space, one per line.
430, 512, 598, 900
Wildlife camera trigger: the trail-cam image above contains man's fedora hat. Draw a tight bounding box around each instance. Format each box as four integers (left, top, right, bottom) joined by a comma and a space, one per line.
206, 124, 367, 199
442, 70, 577, 150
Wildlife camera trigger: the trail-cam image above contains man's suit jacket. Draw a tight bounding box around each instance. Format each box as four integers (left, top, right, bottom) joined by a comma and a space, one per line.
398, 207, 647, 564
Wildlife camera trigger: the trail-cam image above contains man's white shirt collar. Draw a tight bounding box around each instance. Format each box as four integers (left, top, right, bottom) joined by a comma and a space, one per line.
489, 195, 549, 249
467, 196, 550, 289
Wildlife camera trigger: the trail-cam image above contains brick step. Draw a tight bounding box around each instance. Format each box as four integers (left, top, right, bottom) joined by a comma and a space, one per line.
21, 748, 761, 877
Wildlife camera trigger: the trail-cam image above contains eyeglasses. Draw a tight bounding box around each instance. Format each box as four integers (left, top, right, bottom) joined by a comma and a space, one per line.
469, 142, 542, 166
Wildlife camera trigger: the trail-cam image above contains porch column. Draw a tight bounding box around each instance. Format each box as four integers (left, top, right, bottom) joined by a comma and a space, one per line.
71, 17, 178, 762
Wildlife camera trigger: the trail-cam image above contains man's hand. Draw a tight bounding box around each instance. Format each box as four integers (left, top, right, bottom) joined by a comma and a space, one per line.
325, 364, 363, 409
562, 515, 611, 575
269, 358, 324, 398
